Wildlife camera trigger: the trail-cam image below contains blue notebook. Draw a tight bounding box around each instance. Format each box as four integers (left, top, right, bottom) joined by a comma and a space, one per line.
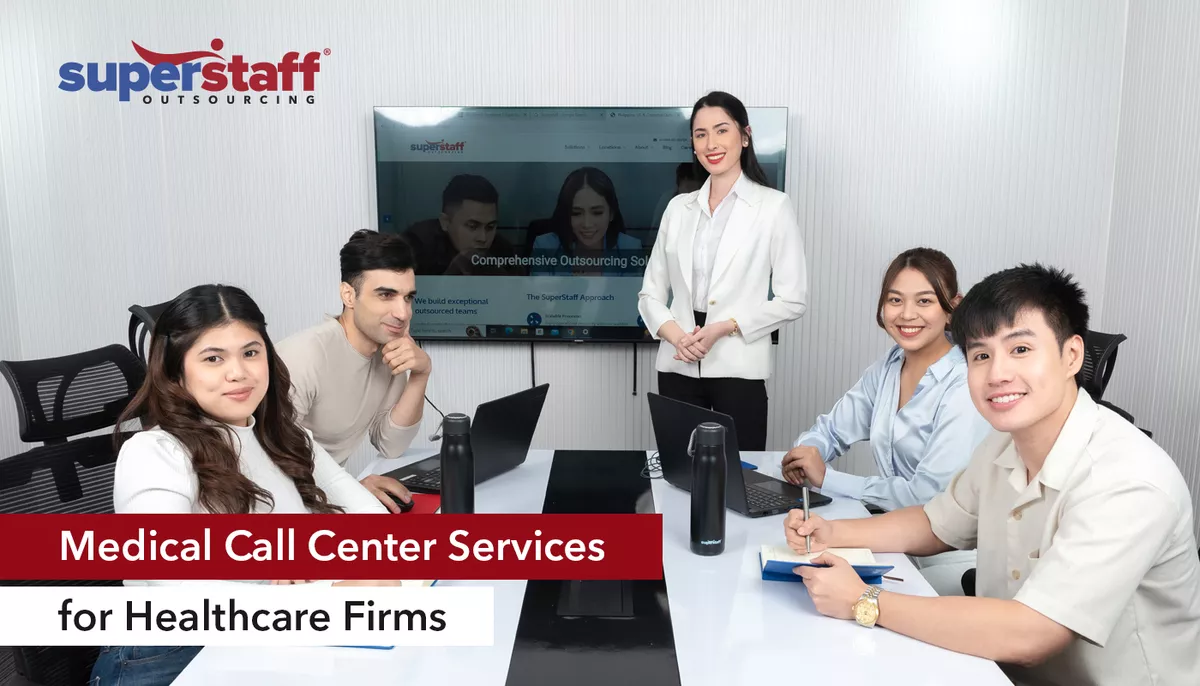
759, 545, 893, 586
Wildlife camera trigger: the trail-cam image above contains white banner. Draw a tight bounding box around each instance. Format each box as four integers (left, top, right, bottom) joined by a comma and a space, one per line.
0, 586, 493, 647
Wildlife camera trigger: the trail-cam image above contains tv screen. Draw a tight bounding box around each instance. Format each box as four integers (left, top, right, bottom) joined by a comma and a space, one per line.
373, 106, 788, 342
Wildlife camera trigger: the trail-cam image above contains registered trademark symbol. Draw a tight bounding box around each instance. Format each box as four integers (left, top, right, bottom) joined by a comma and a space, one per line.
323, 48, 331, 56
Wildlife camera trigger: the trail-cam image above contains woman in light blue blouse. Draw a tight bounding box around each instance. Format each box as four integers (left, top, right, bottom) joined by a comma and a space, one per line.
782, 247, 991, 594
530, 167, 643, 276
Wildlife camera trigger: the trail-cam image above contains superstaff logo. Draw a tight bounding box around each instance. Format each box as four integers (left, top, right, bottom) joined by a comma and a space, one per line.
411, 140, 466, 153
58, 39, 325, 105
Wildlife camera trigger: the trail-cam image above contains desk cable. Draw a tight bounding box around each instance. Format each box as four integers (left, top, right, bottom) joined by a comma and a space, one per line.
425, 395, 447, 442
414, 339, 450, 443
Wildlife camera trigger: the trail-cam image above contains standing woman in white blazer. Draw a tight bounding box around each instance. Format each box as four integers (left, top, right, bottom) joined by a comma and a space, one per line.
638, 91, 808, 450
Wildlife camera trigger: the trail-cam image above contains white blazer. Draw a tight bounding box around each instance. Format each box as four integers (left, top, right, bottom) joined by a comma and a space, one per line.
638, 174, 808, 380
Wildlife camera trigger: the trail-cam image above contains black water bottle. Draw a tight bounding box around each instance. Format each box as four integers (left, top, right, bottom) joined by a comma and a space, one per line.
440, 413, 474, 514
690, 422, 727, 556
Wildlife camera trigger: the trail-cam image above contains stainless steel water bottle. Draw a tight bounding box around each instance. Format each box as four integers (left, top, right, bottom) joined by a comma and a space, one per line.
439, 413, 474, 514
690, 422, 727, 556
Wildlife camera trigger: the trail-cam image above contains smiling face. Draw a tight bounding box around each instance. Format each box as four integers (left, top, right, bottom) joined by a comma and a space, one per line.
691, 106, 748, 177
881, 267, 955, 354
342, 268, 417, 347
964, 308, 1084, 437
570, 184, 612, 250
181, 320, 269, 427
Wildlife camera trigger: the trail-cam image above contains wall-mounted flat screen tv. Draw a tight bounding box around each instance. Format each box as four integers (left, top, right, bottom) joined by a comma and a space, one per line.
373, 106, 788, 342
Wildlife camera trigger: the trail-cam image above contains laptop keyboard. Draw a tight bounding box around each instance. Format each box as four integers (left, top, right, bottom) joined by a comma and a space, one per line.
405, 467, 442, 491
745, 485, 801, 514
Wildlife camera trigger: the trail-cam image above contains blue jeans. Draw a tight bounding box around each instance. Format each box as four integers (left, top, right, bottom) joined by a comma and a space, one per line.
89, 646, 202, 685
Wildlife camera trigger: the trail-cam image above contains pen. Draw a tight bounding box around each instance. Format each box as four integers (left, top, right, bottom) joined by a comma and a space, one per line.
803, 485, 811, 554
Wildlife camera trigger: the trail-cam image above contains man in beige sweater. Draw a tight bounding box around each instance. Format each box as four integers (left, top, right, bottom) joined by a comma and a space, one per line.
277, 230, 431, 512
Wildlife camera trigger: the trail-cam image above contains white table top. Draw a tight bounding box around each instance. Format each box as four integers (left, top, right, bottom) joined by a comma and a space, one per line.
176, 449, 1012, 686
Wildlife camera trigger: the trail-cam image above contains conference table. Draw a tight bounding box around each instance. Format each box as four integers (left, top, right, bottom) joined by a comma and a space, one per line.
175, 448, 1013, 686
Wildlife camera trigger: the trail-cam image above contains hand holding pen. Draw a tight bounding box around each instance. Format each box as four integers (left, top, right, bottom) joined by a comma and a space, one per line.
784, 508, 832, 555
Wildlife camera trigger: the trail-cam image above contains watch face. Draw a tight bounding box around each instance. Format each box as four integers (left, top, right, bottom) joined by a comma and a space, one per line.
854, 601, 879, 625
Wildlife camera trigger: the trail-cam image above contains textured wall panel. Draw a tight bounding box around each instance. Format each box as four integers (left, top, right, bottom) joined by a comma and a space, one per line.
1102, 0, 1200, 536
1, 1, 1128, 489
0, 105, 21, 462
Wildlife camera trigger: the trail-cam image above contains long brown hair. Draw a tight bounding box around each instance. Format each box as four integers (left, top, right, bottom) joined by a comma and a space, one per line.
117, 285, 343, 514
875, 248, 960, 331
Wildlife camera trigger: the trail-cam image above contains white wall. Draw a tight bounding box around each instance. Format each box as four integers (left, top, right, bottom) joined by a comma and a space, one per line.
1102, 0, 1200, 534
0, 0, 1130, 486
0, 140, 20, 452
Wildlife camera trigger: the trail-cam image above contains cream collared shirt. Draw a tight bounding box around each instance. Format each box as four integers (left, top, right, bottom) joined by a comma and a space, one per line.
924, 390, 1200, 686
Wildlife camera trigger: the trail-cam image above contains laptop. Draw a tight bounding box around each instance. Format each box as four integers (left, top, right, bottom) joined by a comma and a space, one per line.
384, 384, 549, 494
647, 392, 832, 518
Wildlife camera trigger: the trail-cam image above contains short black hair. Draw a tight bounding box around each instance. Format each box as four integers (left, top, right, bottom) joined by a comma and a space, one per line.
339, 229, 415, 292
951, 263, 1089, 351
441, 174, 498, 215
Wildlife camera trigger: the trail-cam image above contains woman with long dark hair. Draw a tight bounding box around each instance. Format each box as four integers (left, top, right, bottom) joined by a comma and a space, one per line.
638, 91, 808, 450
531, 166, 643, 276
89, 284, 392, 685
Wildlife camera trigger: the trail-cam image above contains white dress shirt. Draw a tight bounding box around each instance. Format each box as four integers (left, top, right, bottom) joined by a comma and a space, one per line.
692, 173, 745, 312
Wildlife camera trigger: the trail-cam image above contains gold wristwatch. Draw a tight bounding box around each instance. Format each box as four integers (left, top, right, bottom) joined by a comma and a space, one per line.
853, 586, 882, 628
728, 318, 740, 336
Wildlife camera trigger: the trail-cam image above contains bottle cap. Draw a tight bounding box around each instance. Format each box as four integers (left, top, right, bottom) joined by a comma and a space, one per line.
443, 413, 471, 436
695, 422, 725, 447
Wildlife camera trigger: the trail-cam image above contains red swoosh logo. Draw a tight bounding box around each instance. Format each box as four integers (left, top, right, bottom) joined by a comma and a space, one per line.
131, 40, 226, 66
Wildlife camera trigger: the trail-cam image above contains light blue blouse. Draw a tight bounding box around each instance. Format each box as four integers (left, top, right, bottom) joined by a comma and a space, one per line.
793, 342, 992, 511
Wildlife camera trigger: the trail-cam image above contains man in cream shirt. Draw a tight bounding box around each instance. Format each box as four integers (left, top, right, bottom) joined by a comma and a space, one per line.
277, 230, 431, 513
784, 264, 1199, 686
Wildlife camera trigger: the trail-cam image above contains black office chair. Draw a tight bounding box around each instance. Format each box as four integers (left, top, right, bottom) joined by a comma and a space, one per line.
1076, 330, 1126, 401
127, 301, 171, 363
0, 650, 31, 686
1073, 329, 1153, 437
0, 344, 145, 686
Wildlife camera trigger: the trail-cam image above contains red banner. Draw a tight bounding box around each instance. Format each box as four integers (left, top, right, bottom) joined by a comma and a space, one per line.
0, 514, 663, 581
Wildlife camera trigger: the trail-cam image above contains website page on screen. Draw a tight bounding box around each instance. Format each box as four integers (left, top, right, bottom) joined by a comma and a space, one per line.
374, 107, 786, 341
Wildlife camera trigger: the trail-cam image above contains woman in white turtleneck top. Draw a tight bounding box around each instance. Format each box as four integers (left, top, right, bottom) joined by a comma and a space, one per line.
92, 284, 392, 686
115, 418, 384, 519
